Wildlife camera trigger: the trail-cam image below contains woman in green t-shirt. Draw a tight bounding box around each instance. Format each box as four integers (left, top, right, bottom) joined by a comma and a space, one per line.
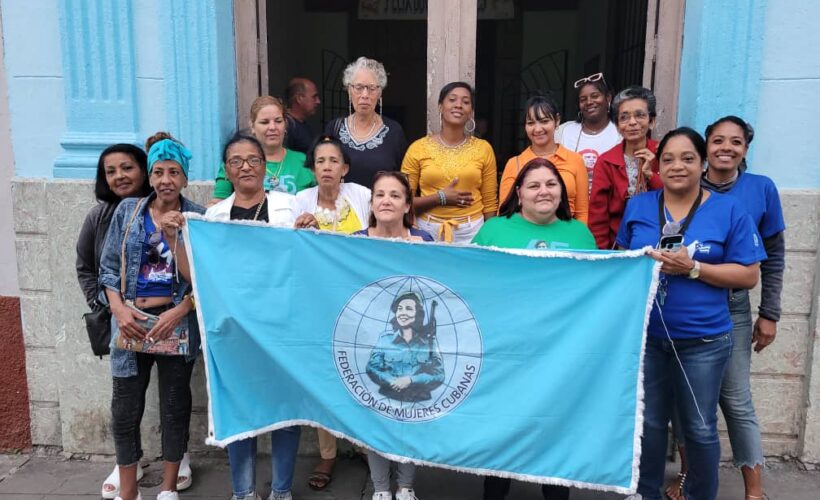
211, 96, 316, 202
472, 157, 595, 251
473, 157, 593, 500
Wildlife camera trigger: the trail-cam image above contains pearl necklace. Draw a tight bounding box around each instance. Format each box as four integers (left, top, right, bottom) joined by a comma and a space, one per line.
349, 115, 378, 141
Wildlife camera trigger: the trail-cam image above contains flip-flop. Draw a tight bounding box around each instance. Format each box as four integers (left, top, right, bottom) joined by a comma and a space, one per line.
176, 452, 192, 491
102, 464, 144, 499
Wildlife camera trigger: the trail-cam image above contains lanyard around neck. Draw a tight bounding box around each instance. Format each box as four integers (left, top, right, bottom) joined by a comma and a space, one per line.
658, 188, 703, 239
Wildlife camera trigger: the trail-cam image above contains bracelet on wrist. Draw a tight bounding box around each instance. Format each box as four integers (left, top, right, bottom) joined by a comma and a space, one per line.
437, 190, 447, 206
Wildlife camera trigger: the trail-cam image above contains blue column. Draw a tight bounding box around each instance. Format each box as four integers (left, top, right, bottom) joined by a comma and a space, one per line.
161, 0, 237, 181
54, 0, 139, 177
677, 0, 768, 134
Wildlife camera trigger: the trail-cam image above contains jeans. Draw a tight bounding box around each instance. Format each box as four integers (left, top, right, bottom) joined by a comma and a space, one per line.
368, 450, 416, 492
671, 290, 764, 469
638, 333, 732, 500
111, 351, 194, 466
482, 477, 569, 500
720, 289, 764, 468
227, 427, 302, 497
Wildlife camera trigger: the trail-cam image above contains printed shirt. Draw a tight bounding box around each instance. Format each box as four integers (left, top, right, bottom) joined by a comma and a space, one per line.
135, 211, 174, 297
212, 149, 316, 198
472, 213, 596, 250
498, 145, 589, 223
402, 135, 498, 219
555, 121, 622, 191
616, 190, 767, 340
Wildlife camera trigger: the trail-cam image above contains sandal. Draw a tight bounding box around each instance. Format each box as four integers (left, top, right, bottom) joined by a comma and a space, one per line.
308, 458, 335, 491
664, 472, 686, 500
102, 464, 144, 499
176, 452, 192, 491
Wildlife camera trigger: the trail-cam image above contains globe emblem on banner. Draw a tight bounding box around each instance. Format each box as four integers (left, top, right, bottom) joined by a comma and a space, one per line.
333, 276, 483, 422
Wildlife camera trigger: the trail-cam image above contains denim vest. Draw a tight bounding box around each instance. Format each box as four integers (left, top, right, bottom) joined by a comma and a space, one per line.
98, 193, 206, 377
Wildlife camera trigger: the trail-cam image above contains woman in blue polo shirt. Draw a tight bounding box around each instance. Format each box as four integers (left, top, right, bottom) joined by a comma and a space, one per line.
616, 127, 765, 500
664, 116, 785, 500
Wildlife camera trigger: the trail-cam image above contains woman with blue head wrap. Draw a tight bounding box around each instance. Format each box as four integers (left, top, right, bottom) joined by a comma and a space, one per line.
98, 131, 205, 500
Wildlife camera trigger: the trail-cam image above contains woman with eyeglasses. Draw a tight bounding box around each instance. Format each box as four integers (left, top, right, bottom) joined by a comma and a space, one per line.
555, 72, 621, 190
206, 132, 315, 500
499, 94, 589, 223
98, 132, 206, 500
324, 56, 408, 189
295, 135, 371, 491
589, 85, 663, 249
402, 82, 498, 243
211, 96, 316, 204
616, 127, 765, 500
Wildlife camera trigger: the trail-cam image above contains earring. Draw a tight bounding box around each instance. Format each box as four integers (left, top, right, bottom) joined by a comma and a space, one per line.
348, 101, 353, 116
465, 117, 476, 134
439, 112, 443, 132
379, 97, 383, 118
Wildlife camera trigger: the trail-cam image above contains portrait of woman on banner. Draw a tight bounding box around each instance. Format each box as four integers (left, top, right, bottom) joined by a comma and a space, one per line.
366, 292, 445, 402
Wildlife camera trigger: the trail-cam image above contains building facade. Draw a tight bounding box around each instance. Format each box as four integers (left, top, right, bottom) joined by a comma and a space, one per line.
1, 0, 818, 463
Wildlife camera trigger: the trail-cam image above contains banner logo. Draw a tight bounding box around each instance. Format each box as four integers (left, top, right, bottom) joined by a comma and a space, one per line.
333, 276, 482, 422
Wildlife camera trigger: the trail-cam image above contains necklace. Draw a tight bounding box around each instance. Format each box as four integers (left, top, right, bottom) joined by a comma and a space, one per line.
573, 121, 608, 152
252, 196, 265, 221
349, 115, 378, 142
531, 144, 558, 157
436, 133, 468, 149
268, 149, 287, 188
314, 195, 351, 231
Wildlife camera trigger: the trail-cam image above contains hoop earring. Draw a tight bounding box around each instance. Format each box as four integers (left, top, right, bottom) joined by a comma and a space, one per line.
379, 97, 383, 118
465, 117, 476, 134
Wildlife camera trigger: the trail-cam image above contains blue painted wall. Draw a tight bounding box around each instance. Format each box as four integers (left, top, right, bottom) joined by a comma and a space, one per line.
1, 0, 235, 181
678, 0, 820, 188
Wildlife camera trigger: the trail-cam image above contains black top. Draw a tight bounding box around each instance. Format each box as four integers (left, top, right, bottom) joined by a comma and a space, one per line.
230, 199, 269, 222
76, 201, 119, 308
285, 116, 316, 155
324, 116, 408, 189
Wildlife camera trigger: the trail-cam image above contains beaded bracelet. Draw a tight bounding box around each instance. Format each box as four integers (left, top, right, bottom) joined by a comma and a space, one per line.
437, 190, 447, 206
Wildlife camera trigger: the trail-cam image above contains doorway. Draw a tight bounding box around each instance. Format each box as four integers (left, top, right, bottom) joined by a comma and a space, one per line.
265, 0, 428, 141
475, 0, 649, 164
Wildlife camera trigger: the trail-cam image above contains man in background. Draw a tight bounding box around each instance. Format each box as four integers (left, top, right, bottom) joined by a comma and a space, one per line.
284, 77, 321, 153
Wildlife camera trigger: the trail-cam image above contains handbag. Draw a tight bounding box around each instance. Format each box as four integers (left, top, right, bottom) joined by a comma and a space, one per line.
83, 301, 111, 357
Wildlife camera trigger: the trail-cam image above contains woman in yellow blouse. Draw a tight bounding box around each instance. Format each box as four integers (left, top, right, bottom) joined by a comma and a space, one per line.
401, 82, 498, 243
499, 94, 589, 224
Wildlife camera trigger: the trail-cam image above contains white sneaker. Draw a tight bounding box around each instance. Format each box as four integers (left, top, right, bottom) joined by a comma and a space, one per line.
157, 491, 179, 500
373, 492, 393, 500
268, 492, 292, 500
624, 495, 642, 500
114, 494, 141, 500
231, 493, 262, 500
396, 488, 419, 500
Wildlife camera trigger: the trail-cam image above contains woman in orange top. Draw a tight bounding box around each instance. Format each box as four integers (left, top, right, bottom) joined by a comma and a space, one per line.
499, 94, 588, 224
402, 82, 498, 243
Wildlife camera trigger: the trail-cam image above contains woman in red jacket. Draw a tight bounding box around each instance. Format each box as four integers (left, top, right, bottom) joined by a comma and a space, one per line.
588, 85, 662, 249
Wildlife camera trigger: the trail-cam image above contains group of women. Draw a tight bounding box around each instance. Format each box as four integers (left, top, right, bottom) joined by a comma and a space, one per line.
76, 55, 784, 500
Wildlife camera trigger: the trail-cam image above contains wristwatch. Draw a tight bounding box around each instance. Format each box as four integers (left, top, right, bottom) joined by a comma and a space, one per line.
688, 260, 701, 279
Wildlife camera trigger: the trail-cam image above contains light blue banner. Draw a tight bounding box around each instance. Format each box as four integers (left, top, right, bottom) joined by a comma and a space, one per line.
184, 216, 657, 493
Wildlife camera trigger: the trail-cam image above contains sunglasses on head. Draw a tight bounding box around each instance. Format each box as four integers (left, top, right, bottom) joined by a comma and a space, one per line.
573, 72, 605, 89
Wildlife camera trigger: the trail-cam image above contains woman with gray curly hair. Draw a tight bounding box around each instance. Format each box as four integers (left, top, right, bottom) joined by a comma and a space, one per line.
324, 56, 408, 189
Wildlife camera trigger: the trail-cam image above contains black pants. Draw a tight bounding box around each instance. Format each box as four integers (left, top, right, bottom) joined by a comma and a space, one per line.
483, 477, 570, 500
111, 351, 194, 466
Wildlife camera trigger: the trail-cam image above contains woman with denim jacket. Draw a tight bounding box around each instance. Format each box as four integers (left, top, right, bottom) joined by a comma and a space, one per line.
75, 144, 152, 499
98, 132, 205, 500
616, 128, 765, 500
